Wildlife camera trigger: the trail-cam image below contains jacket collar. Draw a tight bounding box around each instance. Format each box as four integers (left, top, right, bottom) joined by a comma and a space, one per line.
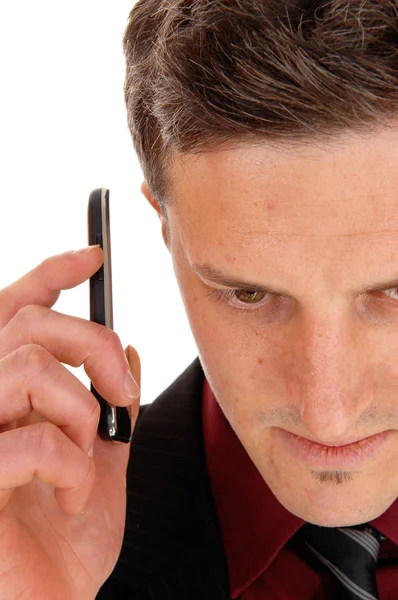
112, 357, 230, 597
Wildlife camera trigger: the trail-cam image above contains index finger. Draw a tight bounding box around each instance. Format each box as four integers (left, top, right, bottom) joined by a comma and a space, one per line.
0, 246, 103, 330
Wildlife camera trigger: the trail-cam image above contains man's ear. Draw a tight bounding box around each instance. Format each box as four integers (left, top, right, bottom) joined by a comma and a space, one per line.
141, 181, 169, 248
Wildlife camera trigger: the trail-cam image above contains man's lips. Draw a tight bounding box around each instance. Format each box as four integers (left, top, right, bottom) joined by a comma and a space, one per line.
296, 434, 376, 447
275, 428, 393, 468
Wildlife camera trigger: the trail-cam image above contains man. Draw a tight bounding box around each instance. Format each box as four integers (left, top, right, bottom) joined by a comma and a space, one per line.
0, 0, 398, 598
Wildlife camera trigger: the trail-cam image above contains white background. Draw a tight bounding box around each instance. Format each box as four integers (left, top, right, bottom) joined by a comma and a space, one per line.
0, 1, 198, 404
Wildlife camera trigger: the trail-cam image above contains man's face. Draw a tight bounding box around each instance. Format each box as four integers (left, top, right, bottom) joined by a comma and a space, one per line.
143, 126, 398, 526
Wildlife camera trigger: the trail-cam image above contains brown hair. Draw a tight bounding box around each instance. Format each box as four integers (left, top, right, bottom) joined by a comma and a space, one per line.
123, 0, 398, 212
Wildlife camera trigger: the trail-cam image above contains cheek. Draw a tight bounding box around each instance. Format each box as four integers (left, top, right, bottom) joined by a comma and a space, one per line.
177, 275, 289, 423
180, 290, 253, 417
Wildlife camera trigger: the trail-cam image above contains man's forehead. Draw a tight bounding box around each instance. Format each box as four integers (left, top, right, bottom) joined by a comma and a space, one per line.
169, 136, 398, 241
165, 131, 398, 298
171, 125, 398, 186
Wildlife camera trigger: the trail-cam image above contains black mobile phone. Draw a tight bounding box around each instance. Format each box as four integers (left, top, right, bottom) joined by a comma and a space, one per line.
88, 188, 131, 443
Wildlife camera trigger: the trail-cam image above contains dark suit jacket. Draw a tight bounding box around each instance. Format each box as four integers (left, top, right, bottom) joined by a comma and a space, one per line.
97, 357, 231, 599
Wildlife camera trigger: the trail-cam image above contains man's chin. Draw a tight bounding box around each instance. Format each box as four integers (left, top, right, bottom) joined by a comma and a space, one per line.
269, 469, 394, 527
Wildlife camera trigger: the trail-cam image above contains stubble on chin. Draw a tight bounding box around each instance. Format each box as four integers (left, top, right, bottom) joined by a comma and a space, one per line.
309, 470, 356, 485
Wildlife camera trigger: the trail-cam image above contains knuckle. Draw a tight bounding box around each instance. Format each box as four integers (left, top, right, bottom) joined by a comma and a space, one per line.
79, 456, 96, 490
40, 253, 68, 271
16, 304, 47, 323
86, 394, 101, 427
96, 327, 121, 352
12, 344, 54, 379
24, 421, 59, 462
39, 255, 53, 268
12, 305, 52, 335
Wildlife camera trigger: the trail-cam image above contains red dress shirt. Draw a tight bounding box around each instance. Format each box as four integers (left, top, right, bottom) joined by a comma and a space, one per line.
202, 378, 398, 599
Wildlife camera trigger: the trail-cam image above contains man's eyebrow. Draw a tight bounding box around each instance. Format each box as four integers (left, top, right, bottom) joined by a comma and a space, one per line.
361, 277, 398, 294
190, 262, 285, 294
191, 261, 398, 296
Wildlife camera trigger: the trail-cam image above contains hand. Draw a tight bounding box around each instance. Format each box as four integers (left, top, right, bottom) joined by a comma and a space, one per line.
0, 246, 140, 599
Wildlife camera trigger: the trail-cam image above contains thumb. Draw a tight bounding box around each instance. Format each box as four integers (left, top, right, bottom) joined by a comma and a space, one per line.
124, 344, 141, 404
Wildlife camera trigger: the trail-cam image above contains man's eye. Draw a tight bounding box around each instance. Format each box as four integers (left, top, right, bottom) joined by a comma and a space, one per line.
206, 288, 271, 311
382, 288, 398, 300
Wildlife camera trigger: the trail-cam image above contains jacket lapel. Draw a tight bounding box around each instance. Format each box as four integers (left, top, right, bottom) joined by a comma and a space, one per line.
111, 357, 230, 599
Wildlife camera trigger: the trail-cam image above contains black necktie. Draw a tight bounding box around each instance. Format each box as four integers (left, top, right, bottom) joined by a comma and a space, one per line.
300, 523, 381, 599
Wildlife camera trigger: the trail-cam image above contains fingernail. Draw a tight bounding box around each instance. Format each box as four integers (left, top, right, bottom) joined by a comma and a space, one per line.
72, 245, 101, 254
88, 446, 94, 458
124, 370, 140, 399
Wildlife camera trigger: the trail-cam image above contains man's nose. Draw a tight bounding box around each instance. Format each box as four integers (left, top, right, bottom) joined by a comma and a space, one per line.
288, 313, 374, 443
